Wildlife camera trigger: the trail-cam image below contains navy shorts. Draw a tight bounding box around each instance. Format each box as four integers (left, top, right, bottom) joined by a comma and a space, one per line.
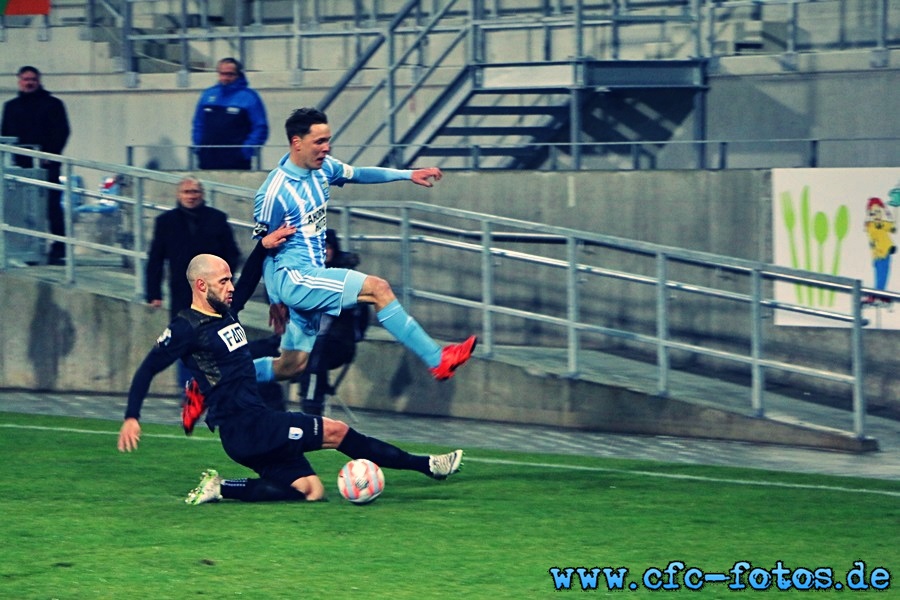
218, 410, 325, 488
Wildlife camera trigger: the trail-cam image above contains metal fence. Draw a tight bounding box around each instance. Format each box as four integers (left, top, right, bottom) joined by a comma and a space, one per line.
4, 1, 895, 78
1, 142, 890, 439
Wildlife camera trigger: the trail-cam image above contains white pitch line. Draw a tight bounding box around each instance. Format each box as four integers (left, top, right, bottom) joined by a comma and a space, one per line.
4, 422, 900, 498
0, 422, 212, 442
465, 457, 900, 498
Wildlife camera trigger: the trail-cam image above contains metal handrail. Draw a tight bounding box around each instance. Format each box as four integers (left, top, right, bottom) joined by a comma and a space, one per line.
333, 202, 878, 440
1, 143, 889, 439
125, 136, 900, 171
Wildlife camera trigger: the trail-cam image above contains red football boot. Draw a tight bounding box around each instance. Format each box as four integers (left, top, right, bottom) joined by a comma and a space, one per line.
182, 378, 207, 435
430, 335, 478, 381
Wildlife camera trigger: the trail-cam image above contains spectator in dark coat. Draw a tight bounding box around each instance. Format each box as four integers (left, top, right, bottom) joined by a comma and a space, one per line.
1, 66, 71, 264
146, 176, 242, 387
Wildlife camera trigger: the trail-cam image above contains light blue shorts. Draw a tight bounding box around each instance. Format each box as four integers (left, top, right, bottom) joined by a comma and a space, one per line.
272, 266, 367, 352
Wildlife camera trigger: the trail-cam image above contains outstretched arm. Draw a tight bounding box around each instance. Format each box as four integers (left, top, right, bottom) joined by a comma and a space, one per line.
348, 166, 443, 188
118, 320, 195, 453
118, 352, 173, 453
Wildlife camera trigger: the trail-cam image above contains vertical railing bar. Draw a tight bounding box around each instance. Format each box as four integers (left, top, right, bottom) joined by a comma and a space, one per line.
656, 252, 669, 396
132, 176, 146, 301
567, 235, 580, 376
481, 219, 494, 357
400, 206, 411, 307
750, 268, 764, 417
851, 279, 867, 438
0, 150, 7, 269
62, 162, 75, 282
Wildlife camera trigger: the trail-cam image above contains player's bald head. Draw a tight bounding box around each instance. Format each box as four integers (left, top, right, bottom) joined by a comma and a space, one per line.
187, 253, 228, 284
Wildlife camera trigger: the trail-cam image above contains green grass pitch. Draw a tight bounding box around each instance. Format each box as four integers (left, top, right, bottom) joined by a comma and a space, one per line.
1, 412, 898, 598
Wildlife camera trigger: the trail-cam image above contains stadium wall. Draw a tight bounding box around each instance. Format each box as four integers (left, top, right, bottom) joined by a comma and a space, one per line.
2, 168, 897, 421
0, 21, 897, 169
0, 270, 879, 451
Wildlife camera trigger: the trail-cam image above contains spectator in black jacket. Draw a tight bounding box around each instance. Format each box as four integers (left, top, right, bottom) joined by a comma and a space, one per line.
146, 176, 242, 387
1, 66, 71, 264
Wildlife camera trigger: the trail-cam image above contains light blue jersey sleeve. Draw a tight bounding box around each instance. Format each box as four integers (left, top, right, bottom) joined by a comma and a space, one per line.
253, 171, 288, 240
347, 166, 413, 184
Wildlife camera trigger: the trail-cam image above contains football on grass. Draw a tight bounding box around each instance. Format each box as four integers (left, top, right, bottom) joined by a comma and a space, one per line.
337, 459, 385, 504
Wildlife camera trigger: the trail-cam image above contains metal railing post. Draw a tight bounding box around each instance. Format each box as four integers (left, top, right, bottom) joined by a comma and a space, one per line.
481, 220, 494, 357
570, 75, 583, 171
292, 0, 304, 85
387, 15, 398, 162
611, 0, 621, 59
706, 0, 718, 70
567, 236, 580, 376
574, 0, 584, 59
656, 252, 669, 396
851, 279, 867, 438
82, 0, 96, 40
122, 0, 138, 88
62, 162, 75, 282
177, 0, 190, 87
871, 0, 888, 67
338, 208, 351, 246
470, 0, 485, 64
750, 268, 764, 416
0, 154, 6, 269
132, 176, 146, 301
400, 206, 411, 307
690, 0, 702, 59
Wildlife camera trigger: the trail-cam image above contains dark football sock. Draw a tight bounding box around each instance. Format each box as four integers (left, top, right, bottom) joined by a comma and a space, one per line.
221, 478, 306, 502
337, 427, 430, 475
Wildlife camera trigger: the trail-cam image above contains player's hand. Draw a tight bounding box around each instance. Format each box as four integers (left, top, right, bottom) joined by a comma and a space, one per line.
117, 418, 142, 452
262, 223, 297, 249
148, 299, 162, 308
269, 302, 289, 335
410, 167, 442, 188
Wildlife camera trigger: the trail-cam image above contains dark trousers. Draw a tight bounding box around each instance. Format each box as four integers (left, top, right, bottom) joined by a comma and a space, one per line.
296, 338, 356, 416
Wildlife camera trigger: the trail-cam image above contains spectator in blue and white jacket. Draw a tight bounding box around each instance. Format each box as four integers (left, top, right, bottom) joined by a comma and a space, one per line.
191, 58, 269, 170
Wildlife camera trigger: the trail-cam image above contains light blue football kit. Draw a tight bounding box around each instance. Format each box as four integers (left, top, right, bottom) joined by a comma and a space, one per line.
253, 153, 442, 367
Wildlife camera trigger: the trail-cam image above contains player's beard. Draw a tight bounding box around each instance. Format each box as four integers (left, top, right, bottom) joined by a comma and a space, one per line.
207, 290, 231, 315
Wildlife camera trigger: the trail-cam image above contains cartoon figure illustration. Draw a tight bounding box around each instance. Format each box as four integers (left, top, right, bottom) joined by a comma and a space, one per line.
863, 197, 896, 306
889, 182, 900, 208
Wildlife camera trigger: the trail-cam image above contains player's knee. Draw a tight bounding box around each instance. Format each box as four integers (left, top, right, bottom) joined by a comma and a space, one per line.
364, 276, 395, 304
321, 417, 349, 448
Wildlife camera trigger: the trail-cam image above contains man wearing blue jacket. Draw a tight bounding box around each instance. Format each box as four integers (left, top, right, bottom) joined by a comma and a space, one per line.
192, 58, 268, 170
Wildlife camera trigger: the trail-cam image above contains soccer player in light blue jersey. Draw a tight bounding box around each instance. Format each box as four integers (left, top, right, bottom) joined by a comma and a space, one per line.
253, 107, 476, 384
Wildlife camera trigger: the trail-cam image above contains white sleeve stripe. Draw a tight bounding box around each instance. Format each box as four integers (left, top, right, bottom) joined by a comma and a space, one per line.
258, 170, 285, 224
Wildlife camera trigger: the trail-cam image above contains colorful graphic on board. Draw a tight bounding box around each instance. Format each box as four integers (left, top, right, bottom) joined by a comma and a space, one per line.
772, 168, 900, 328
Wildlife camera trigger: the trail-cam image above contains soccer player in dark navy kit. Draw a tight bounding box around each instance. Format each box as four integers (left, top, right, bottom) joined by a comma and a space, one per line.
117, 253, 463, 504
